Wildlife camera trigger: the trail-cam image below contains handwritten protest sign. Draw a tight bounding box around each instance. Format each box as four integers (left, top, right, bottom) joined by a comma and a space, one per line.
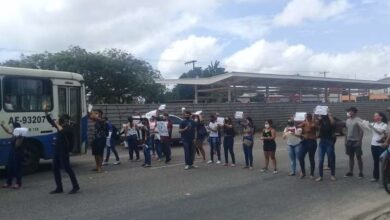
314, 106, 329, 116
235, 111, 244, 119
294, 112, 307, 121
156, 121, 169, 137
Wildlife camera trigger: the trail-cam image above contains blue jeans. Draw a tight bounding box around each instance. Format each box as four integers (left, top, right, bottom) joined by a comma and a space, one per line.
243, 136, 253, 167
155, 139, 163, 159
209, 137, 221, 161
105, 138, 120, 162
223, 136, 235, 164
127, 135, 139, 160
299, 139, 317, 176
183, 139, 194, 166
143, 140, 152, 166
288, 143, 301, 174
318, 139, 336, 177
372, 145, 386, 180
6, 148, 23, 186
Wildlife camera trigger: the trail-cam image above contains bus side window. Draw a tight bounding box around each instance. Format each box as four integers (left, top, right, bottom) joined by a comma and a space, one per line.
3, 77, 53, 112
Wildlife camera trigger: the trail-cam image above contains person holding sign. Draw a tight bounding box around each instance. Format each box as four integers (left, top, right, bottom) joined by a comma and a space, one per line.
157, 113, 173, 164
208, 115, 222, 164
283, 119, 303, 176
179, 111, 196, 170
260, 120, 278, 174
1, 122, 24, 189
316, 112, 337, 181
194, 114, 207, 162
298, 114, 318, 179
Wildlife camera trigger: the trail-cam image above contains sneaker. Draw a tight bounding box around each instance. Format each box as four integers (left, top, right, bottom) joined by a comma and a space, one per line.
12, 184, 21, 189
135, 158, 141, 161
68, 187, 80, 194
102, 162, 108, 166
249, 166, 253, 170
113, 161, 121, 165
184, 165, 190, 170
243, 166, 249, 169
300, 173, 306, 179
141, 164, 146, 167
231, 164, 236, 167
207, 160, 213, 164
2, 184, 10, 188
216, 161, 222, 164
157, 159, 162, 162
288, 172, 296, 176
370, 178, 379, 182
223, 163, 228, 166
273, 170, 278, 175
330, 176, 337, 181
315, 177, 323, 182
358, 173, 364, 179
260, 168, 268, 173
190, 165, 198, 169
344, 172, 353, 178
324, 166, 331, 171
144, 164, 151, 168
50, 189, 63, 194
310, 175, 315, 180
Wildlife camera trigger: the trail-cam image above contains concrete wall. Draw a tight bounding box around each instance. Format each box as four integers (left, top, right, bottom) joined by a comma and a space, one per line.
90, 102, 390, 134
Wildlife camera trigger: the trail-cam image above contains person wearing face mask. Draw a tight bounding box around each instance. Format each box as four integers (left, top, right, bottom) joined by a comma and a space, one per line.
261, 120, 278, 174
344, 107, 364, 178
194, 114, 207, 162
297, 114, 318, 179
240, 117, 255, 169
208, 115, 221, 164
316, 112, 337, 182
179, 111, 196, 170
283, 119, 303, 176
158, 113, 173, 164
223, 117, 236, 167
1, 122, 24, 189
368, 112, 388, 182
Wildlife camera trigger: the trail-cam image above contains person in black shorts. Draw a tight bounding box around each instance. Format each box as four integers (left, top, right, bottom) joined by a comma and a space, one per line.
89, 109, 107, 173
260, 120, 278, 174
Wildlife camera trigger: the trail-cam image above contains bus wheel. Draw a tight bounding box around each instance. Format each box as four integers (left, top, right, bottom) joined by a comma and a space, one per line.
22, 145, 40, 174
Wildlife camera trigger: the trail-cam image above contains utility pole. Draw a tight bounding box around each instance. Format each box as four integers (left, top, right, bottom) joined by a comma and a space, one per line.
319, 71, 328, 78
185, 60, 197, 70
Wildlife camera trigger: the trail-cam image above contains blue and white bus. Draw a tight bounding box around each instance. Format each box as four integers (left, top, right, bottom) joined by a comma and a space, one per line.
0, 66, 88, 173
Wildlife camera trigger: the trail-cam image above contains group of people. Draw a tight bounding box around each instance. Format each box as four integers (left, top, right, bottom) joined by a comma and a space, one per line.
2, 105, 389, 193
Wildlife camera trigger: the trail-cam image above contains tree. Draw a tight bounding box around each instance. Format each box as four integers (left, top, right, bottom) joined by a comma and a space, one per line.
168, 61, 226, 100
2, 46, 166, 104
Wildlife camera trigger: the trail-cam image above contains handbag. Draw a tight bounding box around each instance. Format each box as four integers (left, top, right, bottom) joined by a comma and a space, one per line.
243, 138, 253, 147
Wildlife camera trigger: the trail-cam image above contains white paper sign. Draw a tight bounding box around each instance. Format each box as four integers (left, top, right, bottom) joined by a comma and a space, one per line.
294, 112, 307, 121
217, 117, 225, 125
13, 127, 28, 137
235, 111, 244, 119
87, 104, 93, 113
156, 121, 169, 137
158, 104, 166, 110
314, 106, 329, 116
145, 110, 157, 119
195, 110, 202, 115
181, 107, 186, 113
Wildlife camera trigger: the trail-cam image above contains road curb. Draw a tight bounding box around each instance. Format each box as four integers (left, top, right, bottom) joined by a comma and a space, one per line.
351, 203, 390, 220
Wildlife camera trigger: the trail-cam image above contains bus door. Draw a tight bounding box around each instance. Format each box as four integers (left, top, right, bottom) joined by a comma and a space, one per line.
58, 86, 81, 153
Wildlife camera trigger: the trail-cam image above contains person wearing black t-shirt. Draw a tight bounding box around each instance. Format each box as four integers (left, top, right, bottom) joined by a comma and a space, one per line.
45, 108, 80, 194
316, 113, 336, 182
223, 117, 236, 166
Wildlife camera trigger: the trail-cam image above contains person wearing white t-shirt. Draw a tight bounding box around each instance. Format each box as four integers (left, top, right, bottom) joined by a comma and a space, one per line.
368, 112, 388, 182
283, 119, 303, 176
208, 115, 221, 164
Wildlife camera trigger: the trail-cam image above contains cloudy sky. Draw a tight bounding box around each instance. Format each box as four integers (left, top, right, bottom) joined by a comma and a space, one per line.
1, 0, 390, 80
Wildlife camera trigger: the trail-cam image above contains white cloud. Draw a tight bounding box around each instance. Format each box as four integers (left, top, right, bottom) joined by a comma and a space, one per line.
157, 35, 223, 78
224, 39, 390, 80
0, 0, 219, 58
274, 0, 350, 26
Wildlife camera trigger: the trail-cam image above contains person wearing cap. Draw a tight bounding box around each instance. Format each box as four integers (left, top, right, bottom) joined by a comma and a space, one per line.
344, 107, 364, 178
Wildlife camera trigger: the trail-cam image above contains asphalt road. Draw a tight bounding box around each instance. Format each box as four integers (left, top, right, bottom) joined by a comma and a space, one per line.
0, 133, 389, 220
